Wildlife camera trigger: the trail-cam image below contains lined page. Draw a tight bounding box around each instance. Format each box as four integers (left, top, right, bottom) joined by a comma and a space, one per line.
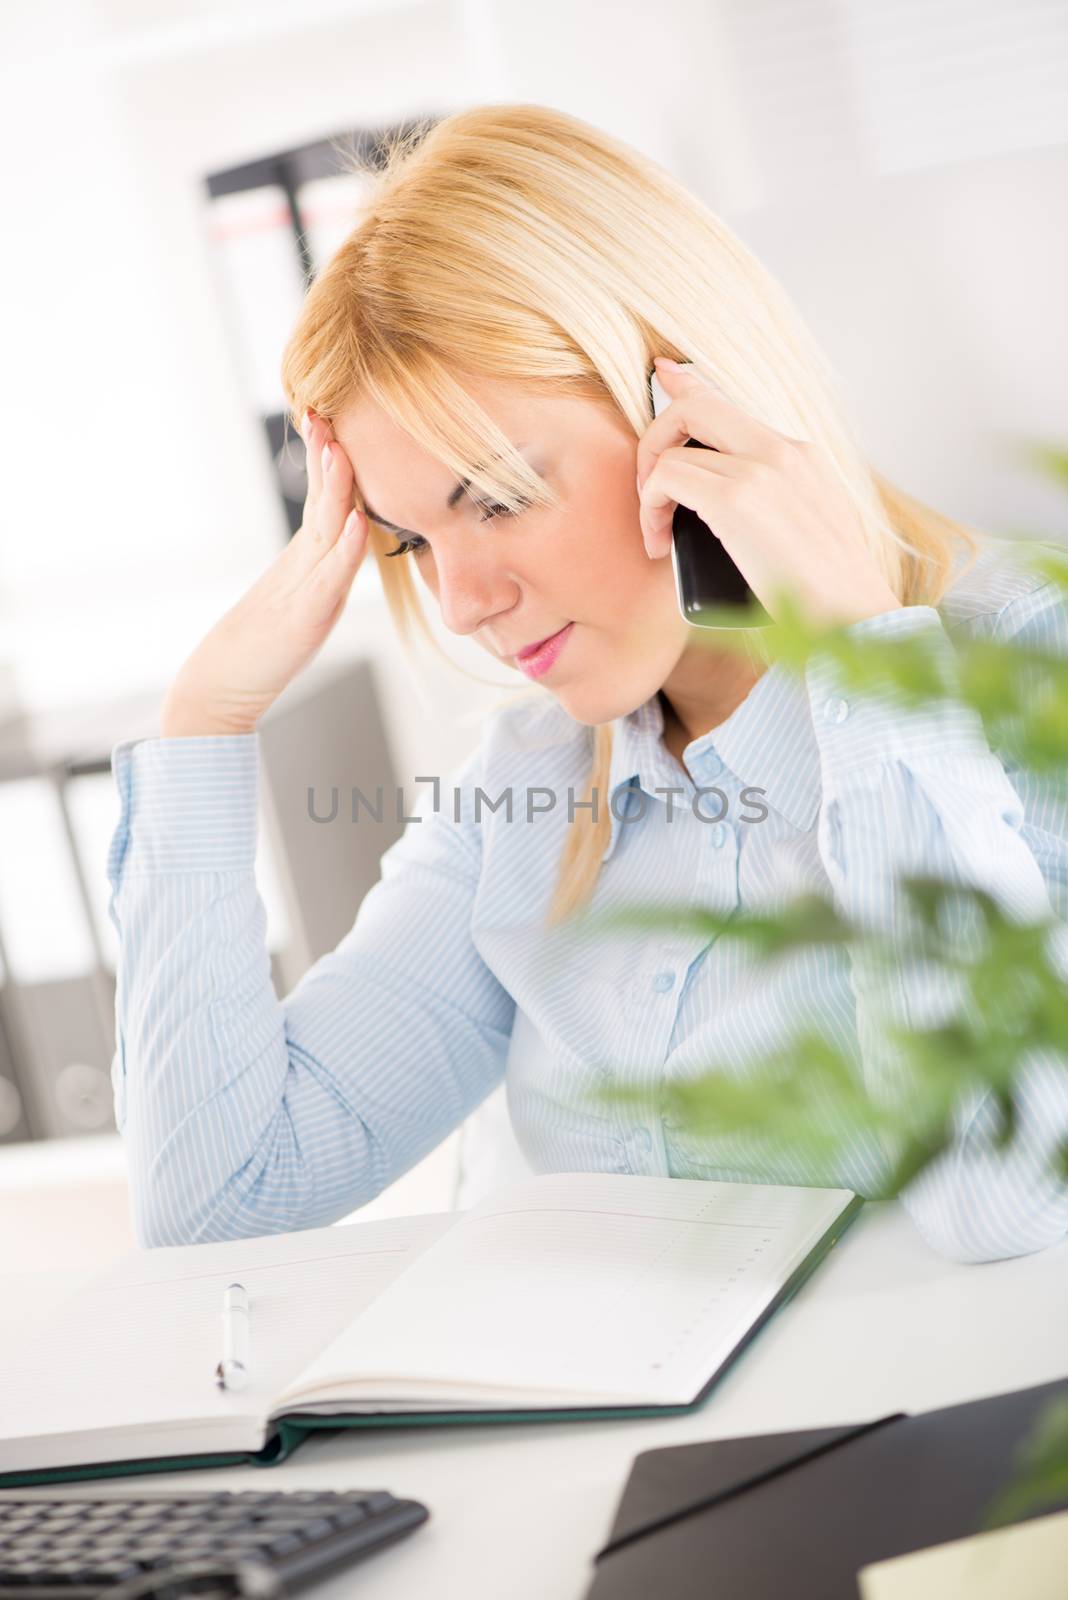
0, 1211, 454, 1473
281, 1174, 854, 1411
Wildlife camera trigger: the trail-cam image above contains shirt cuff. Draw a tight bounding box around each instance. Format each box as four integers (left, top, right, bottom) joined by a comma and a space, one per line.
804, 604, 992, 782
106, 733, 261, 879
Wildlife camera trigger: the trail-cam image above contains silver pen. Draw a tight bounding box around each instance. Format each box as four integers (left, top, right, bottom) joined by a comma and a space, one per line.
214, 1282, 251, 1391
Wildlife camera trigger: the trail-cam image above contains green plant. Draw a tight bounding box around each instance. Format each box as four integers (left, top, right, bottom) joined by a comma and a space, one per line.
575, 459, 1068, 1519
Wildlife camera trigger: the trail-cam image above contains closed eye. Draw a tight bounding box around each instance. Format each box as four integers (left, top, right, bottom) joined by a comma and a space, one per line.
383, 499, 527, 558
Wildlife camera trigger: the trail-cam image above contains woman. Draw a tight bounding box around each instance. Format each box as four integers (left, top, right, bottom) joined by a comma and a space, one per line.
107, 104, 1068, 1260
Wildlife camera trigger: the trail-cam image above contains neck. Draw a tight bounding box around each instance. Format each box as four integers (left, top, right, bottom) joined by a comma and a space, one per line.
657, 637, 767, 760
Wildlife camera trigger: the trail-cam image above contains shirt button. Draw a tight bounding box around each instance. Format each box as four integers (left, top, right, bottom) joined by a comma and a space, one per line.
632, 1127, 653, 1154
651, 969, 676, 993
700, 752, 724, 779
709, 822, 727, 848
823, 697, 849, 724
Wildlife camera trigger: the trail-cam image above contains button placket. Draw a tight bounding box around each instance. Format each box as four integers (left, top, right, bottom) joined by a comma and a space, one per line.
616, 793, 701, 1020
624, 939, 690, 1018
636, 811, 741, 1006
695, 814, 740, 894
622, 1099, 668, 1173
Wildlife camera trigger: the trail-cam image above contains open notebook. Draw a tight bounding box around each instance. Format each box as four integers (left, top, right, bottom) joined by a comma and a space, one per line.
0, 1172, 862, 1487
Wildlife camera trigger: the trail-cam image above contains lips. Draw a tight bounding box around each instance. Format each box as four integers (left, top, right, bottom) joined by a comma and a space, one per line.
516, 627, 569, 660
513, 623, 575, 680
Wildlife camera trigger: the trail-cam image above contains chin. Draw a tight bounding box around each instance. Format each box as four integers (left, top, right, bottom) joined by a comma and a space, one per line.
549, 680, 655, 727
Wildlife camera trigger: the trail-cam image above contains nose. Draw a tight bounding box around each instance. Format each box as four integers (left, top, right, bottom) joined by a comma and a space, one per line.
430, 542, 521, 640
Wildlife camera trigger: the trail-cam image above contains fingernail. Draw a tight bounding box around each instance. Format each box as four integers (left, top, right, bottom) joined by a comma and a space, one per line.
654, 356, 682, 370
321, 443, 332, 474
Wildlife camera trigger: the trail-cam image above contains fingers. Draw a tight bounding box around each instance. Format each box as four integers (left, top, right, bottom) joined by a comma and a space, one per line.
317, 436, 354, 548
298, 408, 358, 557
301, 409, 325, 499
638, 449, 739, 558
636, 365, 774, 488
304, 507, 369, 620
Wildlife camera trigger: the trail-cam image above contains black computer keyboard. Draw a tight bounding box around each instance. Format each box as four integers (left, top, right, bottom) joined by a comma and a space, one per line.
0, 1488, 429, 1598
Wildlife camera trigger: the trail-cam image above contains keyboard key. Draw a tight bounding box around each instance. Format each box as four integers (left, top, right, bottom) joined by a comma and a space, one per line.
0, 1488, 429, 1592
330, 1504, 370, 1528
261, 1533, 304, 1557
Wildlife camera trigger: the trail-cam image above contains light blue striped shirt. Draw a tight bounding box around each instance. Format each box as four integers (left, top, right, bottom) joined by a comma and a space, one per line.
106, 539, 1068, 1261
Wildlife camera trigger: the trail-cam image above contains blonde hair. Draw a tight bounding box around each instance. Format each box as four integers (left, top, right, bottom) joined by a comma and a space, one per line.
280, 102, 983, 928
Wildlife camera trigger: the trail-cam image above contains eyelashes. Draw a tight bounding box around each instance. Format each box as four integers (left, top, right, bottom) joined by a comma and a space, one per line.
383, 534, 431, 559
382, 499, 528, 559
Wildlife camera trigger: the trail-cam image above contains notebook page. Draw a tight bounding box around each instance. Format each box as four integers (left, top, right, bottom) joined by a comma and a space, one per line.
280, 1174, 853, 1410
0, 1211, 454, 1473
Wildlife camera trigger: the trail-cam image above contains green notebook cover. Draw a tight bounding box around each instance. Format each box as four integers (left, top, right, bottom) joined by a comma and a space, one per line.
0, 1196, 863, 1490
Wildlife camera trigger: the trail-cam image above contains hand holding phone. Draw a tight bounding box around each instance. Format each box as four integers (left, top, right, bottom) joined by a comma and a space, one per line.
648, 365, 771, 629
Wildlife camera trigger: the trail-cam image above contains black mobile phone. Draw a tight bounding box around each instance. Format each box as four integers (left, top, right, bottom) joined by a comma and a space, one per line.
648, 366, 770, 629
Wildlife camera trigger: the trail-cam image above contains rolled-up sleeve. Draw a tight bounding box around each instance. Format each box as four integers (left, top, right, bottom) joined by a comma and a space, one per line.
106, 732, 515, 1247
805, 592, 1068, 1263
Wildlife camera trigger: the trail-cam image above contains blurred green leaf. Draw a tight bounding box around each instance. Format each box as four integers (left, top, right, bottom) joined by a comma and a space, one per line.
985, 1399, 1068, 1526
1017, 443, 1068, 495
583, 447, 1068, 1513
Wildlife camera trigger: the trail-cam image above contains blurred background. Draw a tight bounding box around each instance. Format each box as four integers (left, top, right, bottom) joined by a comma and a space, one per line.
0, 0, 1066, 1300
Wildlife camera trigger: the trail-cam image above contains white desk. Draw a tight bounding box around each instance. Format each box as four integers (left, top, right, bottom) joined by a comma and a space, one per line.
2, 1201, 1066, 1600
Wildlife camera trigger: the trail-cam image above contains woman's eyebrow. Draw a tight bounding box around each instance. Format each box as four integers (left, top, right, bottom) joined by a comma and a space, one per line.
361, 478, 472, 538
360, 445, 529, 537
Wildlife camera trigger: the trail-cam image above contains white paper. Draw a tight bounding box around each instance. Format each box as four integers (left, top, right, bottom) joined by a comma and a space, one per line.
281, 1173, 853, 1411
0, 1211, 454, 1473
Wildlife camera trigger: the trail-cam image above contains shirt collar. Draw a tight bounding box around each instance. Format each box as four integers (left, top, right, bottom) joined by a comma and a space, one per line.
601, 660, 821, 861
